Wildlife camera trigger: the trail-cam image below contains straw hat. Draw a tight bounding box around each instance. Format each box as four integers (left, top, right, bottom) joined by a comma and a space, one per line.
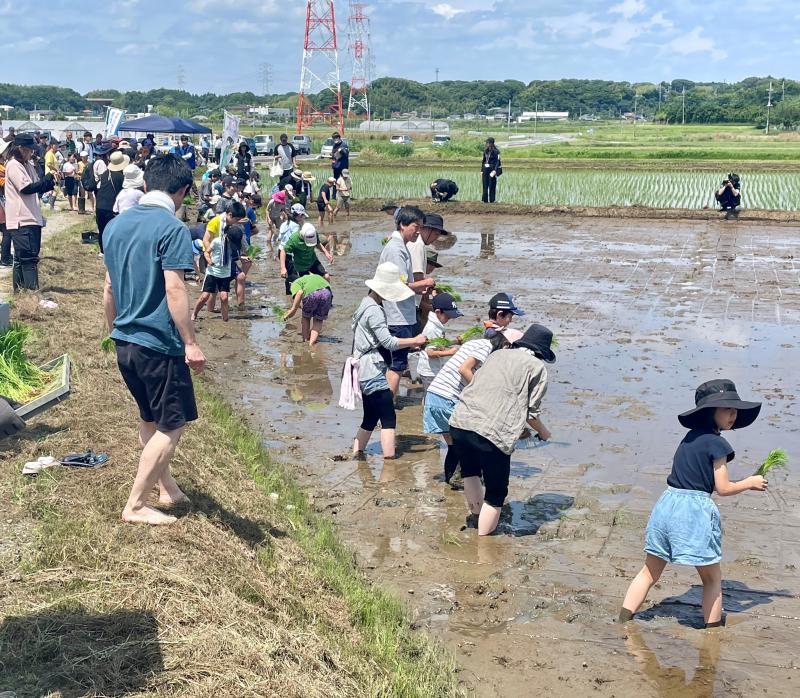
301, 171, 316, 182
365, 262, 414, 302
122, 164, 144, 190
108, 150, 130, 172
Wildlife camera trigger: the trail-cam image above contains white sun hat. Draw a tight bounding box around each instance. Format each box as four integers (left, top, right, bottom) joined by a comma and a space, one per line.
365, 262, 413, 302
121, 164, 144, 189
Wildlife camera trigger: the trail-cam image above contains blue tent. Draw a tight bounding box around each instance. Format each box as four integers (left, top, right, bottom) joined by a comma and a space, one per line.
118, 114, 211, 134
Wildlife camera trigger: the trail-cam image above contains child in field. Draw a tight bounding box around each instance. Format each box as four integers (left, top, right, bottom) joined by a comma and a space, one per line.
619, 379, 767, 628
283, 273, 333, 346
424, 327, 521, 487
192, 224, 243, 322
485, 292, 525, 334
417, 293, 462, 394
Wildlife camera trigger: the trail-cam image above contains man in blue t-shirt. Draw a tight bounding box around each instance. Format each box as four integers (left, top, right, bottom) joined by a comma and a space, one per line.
103, 154, 206, 526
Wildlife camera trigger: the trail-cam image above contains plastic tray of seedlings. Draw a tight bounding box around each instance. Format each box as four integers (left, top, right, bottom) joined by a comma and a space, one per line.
14, 354, 72, 422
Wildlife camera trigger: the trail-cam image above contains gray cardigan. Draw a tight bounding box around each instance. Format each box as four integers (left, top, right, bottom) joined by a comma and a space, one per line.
351, 296, 401, 383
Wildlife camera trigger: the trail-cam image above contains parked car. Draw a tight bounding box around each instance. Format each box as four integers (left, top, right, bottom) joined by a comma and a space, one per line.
292, 134, 312, 155
390, 135, 413, 145
431, 134, 451, 147
254, 134, 275, 155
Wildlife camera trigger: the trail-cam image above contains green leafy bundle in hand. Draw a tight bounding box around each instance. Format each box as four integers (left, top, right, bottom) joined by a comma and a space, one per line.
427, 337, 453, 348
460, 325, 485, 342
434, 283, 462, 302
755, 449, 788, 477
100, 336, 115, 353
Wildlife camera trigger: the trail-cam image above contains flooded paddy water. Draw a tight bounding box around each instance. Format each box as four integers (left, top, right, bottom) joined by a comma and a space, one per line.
201, 213, 800, 697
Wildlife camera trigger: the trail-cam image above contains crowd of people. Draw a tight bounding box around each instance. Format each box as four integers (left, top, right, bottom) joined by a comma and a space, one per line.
0, 121, 765, 631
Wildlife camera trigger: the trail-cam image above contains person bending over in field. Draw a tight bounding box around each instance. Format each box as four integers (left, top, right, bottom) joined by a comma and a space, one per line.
714, 173, 741, 220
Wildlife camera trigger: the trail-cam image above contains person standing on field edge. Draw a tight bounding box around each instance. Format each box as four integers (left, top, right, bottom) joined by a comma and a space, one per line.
331, 132, 349, 180
481, 137, 501, 203
103, 153, 206, 526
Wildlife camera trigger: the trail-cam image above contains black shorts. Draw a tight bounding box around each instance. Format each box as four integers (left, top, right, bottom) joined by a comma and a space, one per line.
316, 200, 327, 212
64, 177, 78, 196
115, 340, 198, 432
388, 324, 415, 372
298, 258, 327, 279
202, 274, 231, 294
450, 427, 511, 507
361, 388, 396, 431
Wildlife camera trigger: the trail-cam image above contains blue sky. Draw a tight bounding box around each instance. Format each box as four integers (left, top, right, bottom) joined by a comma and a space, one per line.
3, 0, 797, 94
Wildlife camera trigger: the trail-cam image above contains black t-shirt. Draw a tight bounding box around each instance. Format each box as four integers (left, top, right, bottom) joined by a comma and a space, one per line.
434, 178, 458, 194
666, 428, 734, 494
317, 183, 335, 203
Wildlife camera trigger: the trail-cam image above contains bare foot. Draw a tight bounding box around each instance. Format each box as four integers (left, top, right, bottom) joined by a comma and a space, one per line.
157, 492, 192, 508
122, 505, 177, 525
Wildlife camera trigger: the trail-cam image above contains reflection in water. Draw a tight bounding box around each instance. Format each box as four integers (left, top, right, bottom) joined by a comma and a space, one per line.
480, 232, 495, 259
624, 624, 720, 698
325, 231, 353, 257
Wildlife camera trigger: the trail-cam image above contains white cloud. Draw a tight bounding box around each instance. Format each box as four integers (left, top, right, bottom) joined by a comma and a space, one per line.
594, 20, 645, 50
231, 20, 259, 34
116, 43, 141, 55
431, 3, 465, 20
12, 36, 48, 52
543, 12, 605, 38
666, 27, 727, 61
609, 0, 647, 19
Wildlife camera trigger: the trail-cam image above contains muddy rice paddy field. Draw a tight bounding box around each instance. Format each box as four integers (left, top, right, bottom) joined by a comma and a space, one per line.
200, 213, 800, 697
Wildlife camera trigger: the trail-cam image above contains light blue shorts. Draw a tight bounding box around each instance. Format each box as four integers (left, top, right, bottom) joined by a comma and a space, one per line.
644, 487, 722, 566
423, 391, 456, 434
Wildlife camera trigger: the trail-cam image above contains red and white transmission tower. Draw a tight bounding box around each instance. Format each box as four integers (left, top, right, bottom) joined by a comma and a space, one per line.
297, 0, 344, 135
347, 1, 371, 120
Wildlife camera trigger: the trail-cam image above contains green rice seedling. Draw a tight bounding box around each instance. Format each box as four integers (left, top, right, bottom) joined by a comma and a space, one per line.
755, 449, 788, 477
460, 325, 485, 342
0, 323, 52, 403
434, 284, 462, 302
100, 336, 115, 353
427, 337, 453, 348
244, 244, 262, 259
269, 303, 287, 320
550, 335, 559, 349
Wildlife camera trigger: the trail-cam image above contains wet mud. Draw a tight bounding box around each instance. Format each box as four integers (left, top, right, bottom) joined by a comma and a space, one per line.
199, 213, 800, 697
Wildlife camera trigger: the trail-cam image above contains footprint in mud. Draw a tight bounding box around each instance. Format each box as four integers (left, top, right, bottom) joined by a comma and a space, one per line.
495, 494, 576, 537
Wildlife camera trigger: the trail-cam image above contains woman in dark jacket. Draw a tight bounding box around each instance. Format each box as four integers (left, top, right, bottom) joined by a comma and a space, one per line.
235, 142, 252, 180
95, 148, 128, 253
481, 137, 501, 203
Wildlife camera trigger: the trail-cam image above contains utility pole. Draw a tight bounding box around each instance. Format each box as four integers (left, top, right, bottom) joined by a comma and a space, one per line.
507, 98, 511, 129
765, 80, 773, 134
633, 93, 638, 140
177, 64, 185, 92
681, 86, 686, 126
534, 100, 538, 136
435, 67, 439, 83
782, 79, 785, 101
260, 62, 273, 95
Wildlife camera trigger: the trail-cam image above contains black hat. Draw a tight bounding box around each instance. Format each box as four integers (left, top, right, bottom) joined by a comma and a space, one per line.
425, 248, 442, 268
489, 292, 525, 316
93, 141, 113, 156
422, 212, 450, 235
516, 323, 556, 363
13, 133, 36, 149
222, 175, 235, 187
432, 293, 463, 319
678, 379, 761, 430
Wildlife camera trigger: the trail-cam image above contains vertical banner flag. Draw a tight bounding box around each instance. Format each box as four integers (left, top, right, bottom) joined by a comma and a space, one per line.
219, 110, 241, 169
105, 107, 126, 137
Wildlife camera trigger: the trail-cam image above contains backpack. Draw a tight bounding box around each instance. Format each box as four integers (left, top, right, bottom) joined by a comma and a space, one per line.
81, 162, 98, 192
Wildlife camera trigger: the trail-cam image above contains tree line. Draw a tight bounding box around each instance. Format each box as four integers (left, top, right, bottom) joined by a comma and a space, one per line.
2, 77, 798, 128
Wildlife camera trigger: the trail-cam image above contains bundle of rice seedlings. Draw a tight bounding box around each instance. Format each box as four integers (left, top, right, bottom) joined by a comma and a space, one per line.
755, 449, 788, 477
551, 335, 560, 349
459, 325, 485, 342
433, 284, 462, 302
427, 337, 453, 348
0, 323, 52, 403
100, 336, 115, 353
270, 303, 287, 320
244, 244, 262, 259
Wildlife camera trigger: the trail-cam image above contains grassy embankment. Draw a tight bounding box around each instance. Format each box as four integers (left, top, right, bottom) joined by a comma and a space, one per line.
0, 221, 462, 697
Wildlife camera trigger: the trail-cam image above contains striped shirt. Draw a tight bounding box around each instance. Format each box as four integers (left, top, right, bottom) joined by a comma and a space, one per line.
427, 339, 492, 402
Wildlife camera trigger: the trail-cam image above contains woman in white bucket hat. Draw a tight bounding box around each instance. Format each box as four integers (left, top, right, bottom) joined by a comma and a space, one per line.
350, 262, 428, 459
113, 164, 145, 215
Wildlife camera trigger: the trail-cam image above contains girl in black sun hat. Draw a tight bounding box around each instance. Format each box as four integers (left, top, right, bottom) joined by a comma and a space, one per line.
619, 379, 768, 628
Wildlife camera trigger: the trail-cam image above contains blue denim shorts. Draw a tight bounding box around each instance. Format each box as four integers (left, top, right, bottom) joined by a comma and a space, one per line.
423, 391, 456, 433
644, 487, 722, 566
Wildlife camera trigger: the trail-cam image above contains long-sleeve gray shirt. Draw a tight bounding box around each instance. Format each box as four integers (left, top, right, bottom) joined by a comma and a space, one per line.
352, 296, 401, 384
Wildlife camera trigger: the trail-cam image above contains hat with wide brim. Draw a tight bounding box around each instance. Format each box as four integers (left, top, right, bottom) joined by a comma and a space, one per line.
0, 139, 11, 157
422, 212, 450, 236
13, 133, 36, 149
678, 379, 761, 430
515, 323, 556, 363
108, 150, 131, 172
122, 164, 144, 189
93, 142, 114, 156
301, 171, 316, 182
365, 262, 414, 303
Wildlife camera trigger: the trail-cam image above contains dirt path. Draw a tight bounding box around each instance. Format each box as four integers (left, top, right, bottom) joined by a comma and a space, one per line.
196, 212, 800, 697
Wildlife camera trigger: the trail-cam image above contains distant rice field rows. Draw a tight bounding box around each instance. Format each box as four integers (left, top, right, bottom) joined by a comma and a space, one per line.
293, 166, 800, 210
